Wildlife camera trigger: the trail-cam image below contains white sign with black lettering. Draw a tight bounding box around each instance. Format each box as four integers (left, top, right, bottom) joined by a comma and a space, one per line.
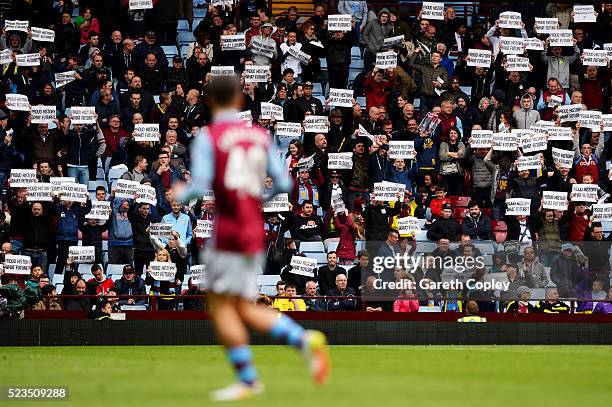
30, 105, 56, 124
517, 155, 541, 171
382, 181, 406, 199
573, 5, 596, 23
26, 183, 52, 202
603, 114, 612, 132
592, 203, 612, 221
244, 65, 269, 83
50, 177, 75, 190
558, 104, 582, 123
237, 110, 252, 127
546, 127, 573, 141
332, 195, 345, 214
579, 110, 603, 131
85, 200, 111, 220
149, 223, 173, 239
543, 191, 568, 211
129, 0, 153, 9
221, 34, 246, 51
421, 2, 445, 20
383, 35, 405, 50
467, 49, 492, 67
136, 184, 157, 205
571, 184, 598, 203
328, 88, 353, 108
397, 216, 420, 235
70, 106, 97, 124
4, 20, 29, 32
260, 102, 284, 121
195, 219, 214, 238
114, 179, 140, 199
534, 17, 559, 34
4, 254, 32, 275
505, 198, 531, 216
520, 132, 547, 153
289, 256, 317, 277
388, 141, 415, 159
605, 43, 612, 59
524, 38, 544, 51
328, 152, 353, 169
375, 51, 397, 68
0, 49, 11, 64
189, 265, 207, 285
202, 190, 215, 201
55, 71, 76, 88
469, 130, 493, 148
262, 193, 290, 212
10, 169, 37, 187
276, 122, 302, 141
31, 27, 55, 42
492, 133, 518, 151
69, 246, 96, 263
60, 183, 88, 203
499, 37, 524, 55
148, 261, 177, 281
327, 14, 352, 31
505, 55, 530, 71
288, 46, 311, 64
5, 94, 30, 111
373, 182, 399, 202
133, 123, 160, 142
16, 53, 40, 66
210, 66, 234, 77
582, 49, 608, 67
499, 11, 522, 29
549, 29, 573, 47
303, 115, 328, 133
250, 37, 276, 58
552, 147, 574, 168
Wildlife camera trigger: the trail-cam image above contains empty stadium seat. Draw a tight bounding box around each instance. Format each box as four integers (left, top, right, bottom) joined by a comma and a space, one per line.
177, 20, 189, 31
107, 264, 128, 276
491, 220, 508, 231
52, 273, 63, 285
493, 231, 507, 243
177, 31, 195, 45
449, 196, 471, 207
319, 58, 327, 69
257, 275, 281, 286
413, 229, 429, 241
327, 240, 339, 252
108, 166, 127, 182
349, 59, 364, 70
78, 264, 94, 275
355, 96, 366, 107
96, 168, 105, 181
299, 241, 325, 253
351, 47, 361, 59
88, 180, 108, 192
121, 305, 148, 311
48, 264, 56, 275
482, 207, 493, 219
309, 252, 328, 265
453, 207, 469, 220
312, 82, 323, 96
162, 45, 178, 56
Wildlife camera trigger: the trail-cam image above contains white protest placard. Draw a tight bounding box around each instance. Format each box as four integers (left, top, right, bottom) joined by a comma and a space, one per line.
382, 181, 406, 198
499, 11, 522, 29
0, 49, 11, 64
26, 183, 52, 202
573, 5, 596, 23
467, 48, 492, 67
328, 88, 353, 108
524, 38, 544, 51
303, 115, 328, 133
250, 37, 276, 58
237, 110, 253, 127
297, 153, 315, 170
202, 190, 215, 201
571, 184, 598, 203
520, 132, 547, 153
55, 71, 76, 88
210, 66, 234, 77
397, 216, 420, 235
4, 254, 32, 275
189, 265, 207, 286
262, 193, 290, 212
328, 152, 353, 169
505, 55, 530, 71
289, 256, 317, 277
373, 182, 400, 202
552, 147, 574, 168
358, 124, 375, 143
516, 155, 541, 171
31, 27, 55, 42
221, 34, 246, 51
505, 198, 531, 216
388, 141, 415, 159
195, 219, 214, 238
603, 114, 612, 132
469, 130, 493, 148
375, 51, 397, 69
499, 37, 524, 55
136, 184, 157, 205
582, 49, 608, 67
492, 132, 518, 151
69, 246, 96, 263
549, 30, 573, 47
4, 20, 29, 32
543, 191, 568, 211
288, 46, 311, 65
114, 179, 140, 199
148, 261, 177, 281
260, 102, 284, 121
244, 65, 269, 83
327, 14, 352, 31
210, 0, 232, 5
129, 0, 153, 10
70, 106, 97, 124
275, 122, 302, 142
16, 53, 40, 67
579, 110, 603, 131
5, 94, 30, 111
50, 177, 75, 191
421, 2, 445, 20
30, 105, 56, 124
592, 204, 612, 221
605, 43, 612, 59
558, 104, 582, 123
546, 126, 573, 141
149, 223, 173, 239
85, 200, 111, 220
60, 183, 88, 203
534, 17, 559, 34
133, 123, 160, 142
383, 35, 405, 50
10, 169, 37, 187
332, 195, 346, 214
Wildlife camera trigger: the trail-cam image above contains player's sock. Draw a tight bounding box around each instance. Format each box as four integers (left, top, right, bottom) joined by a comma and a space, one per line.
269, 314, 305, 348
227, 345, 258, 386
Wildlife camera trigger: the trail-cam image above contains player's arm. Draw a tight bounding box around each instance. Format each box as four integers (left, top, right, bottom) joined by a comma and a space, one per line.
263, 140, 292, 202
175, 128, 214, 203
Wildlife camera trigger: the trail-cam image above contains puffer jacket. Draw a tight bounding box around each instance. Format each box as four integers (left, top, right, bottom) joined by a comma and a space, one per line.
513, 93, 540, 129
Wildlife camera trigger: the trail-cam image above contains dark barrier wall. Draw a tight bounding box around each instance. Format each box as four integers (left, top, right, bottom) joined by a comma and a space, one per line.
2, 319, 612, 346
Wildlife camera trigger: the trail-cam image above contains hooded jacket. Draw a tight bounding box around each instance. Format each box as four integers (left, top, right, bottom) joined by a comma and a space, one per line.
109, 198, 133, 247
513, 93, 540, 129
361, 8, 393, 53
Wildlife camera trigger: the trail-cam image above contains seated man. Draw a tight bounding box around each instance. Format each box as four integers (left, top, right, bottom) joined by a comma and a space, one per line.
303, 280, 327, 311
461, 201, 493, 240
114, 265, 147, 306
272, 283, 306, 311
326, 274, 357, 311
534, 286, 570, 313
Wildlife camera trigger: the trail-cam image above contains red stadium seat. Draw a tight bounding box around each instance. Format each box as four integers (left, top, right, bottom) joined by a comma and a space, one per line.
494, 231, 507, 243
453, 207, 469, 220
491, 220, 508, 231
482, 207, 493, 219
449, 196, 471, 207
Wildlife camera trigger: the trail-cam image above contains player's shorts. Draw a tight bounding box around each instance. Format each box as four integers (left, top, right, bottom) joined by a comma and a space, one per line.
202, 248, 262, 301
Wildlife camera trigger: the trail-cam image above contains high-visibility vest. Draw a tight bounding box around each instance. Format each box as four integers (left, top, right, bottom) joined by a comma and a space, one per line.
457, 316, 487, 323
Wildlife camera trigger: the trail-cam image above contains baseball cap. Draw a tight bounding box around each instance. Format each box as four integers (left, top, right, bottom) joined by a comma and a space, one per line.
172, 55, 183, 63
261, 22, 273, 29
303, 81, 314, 88
442, 203, 452, 210
0, 110, 7, 120
561, 243, 574, 251
145, 30, 156, 37
123, 265, 135, 274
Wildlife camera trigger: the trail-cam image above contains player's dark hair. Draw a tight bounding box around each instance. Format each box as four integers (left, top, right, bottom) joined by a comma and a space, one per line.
206, 76, 241, 108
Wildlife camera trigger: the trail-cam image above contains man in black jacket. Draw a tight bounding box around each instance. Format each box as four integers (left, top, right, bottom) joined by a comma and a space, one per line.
326, 274, 357, 311
315, 251, 344, 297
128, 202, 154, 276
323, 30, 353, 89
363, 194, 402, 255
139, 53, 167, 95
114, 265, 147, 306
427, 204, 459, 241
288, 201, 324, 242
461, 201, 493, 240
22, 202, 52, 272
